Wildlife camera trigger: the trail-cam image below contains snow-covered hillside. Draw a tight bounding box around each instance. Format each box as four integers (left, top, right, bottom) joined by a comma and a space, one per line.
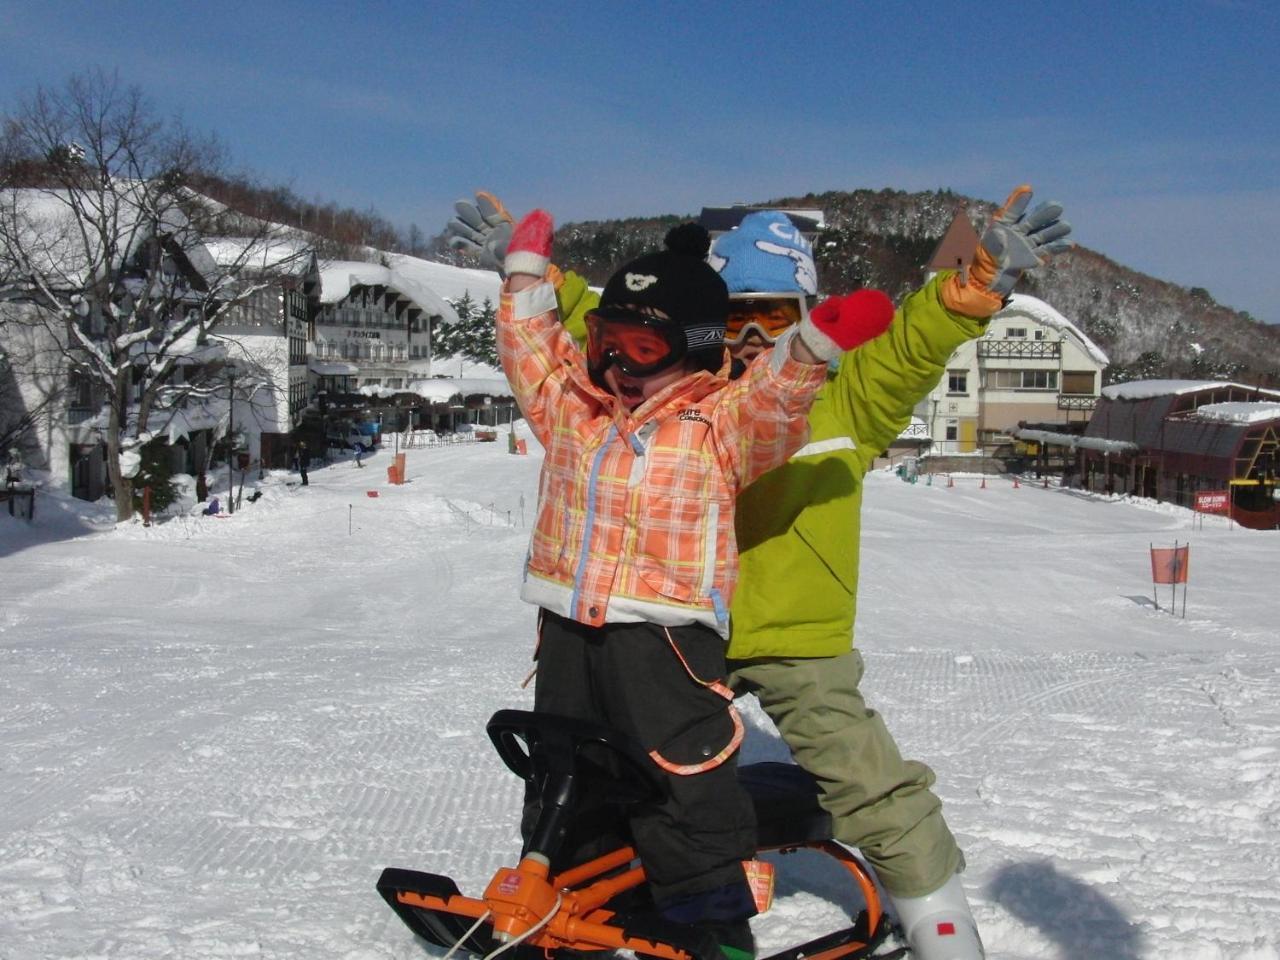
1, 437, 1278, 960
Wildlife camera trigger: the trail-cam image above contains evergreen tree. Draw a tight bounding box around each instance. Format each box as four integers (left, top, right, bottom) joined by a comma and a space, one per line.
438, 293, 498, 369
438, 292, 474, 359
470, 298, 499, 367
131, 438, 180, 514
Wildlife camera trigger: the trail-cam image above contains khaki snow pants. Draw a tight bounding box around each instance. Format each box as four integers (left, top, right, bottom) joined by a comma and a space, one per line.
727, 650, 962, 898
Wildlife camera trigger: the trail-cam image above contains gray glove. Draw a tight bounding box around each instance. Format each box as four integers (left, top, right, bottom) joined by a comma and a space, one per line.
445, 191, 514, 274
979, 185, 1073, 295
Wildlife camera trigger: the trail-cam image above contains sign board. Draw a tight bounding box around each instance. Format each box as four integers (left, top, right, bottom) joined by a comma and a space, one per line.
1194, 489, 1230, 514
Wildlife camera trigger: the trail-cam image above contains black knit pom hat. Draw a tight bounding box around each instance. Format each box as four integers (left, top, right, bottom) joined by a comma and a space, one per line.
596, 223, 729, 368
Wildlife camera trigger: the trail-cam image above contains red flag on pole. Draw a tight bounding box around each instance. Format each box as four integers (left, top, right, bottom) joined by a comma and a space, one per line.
1150, 545, 1190, 584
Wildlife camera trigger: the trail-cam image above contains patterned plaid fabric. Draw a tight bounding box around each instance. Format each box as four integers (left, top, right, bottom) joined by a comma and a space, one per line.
499, 281, 825, 635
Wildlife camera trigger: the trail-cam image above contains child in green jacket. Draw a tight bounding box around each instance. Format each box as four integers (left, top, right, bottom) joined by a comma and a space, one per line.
707, 191, 1069, 960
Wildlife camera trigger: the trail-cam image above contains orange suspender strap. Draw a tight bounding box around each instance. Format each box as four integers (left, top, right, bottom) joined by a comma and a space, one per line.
647, 627, 744, 776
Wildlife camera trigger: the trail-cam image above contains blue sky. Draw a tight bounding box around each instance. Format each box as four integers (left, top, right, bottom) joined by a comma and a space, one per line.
3, 0, 1277, 323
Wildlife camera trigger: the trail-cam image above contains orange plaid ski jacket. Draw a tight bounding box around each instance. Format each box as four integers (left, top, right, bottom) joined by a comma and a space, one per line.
499, 280, 827, 636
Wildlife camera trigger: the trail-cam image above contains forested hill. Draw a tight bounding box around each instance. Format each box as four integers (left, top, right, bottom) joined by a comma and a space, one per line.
526, 188, 1280, 388
190, 172, 1279, 386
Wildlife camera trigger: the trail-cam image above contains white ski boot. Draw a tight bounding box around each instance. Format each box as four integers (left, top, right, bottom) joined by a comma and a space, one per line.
886, 874, 984, 960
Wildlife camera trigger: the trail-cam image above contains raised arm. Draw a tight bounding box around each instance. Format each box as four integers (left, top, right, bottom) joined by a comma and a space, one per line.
829, 184, 1074, 466
495, 210, 592, 446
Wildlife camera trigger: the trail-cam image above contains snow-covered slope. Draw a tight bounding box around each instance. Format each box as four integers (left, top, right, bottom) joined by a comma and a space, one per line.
1, 442, 1277, 960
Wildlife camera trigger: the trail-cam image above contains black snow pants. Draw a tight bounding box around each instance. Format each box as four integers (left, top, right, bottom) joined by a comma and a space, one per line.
522, 610, 757, 918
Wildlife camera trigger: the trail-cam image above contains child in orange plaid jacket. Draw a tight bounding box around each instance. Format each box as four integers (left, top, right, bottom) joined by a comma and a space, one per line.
499, 209, 892, 958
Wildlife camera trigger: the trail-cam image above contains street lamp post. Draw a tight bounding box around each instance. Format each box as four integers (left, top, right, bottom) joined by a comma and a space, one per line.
227, 369, 236, 514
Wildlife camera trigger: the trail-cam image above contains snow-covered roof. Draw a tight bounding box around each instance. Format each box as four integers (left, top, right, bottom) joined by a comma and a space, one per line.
1191, 402, 1280, 425
352, 377, 513, 401
895, 416, 930, 441
309, 359, 359, 375
156, 399, 227, 444
404, 377, 514, 402
1013, 427, 1138, 455
383, 253, 504, 312
1, 183, 184, 286
126, 326, 227, 367
1102, 379, 1280, 401
199, 235, 313, 275
996, 293, 1110, 365
319, 259, 462, 326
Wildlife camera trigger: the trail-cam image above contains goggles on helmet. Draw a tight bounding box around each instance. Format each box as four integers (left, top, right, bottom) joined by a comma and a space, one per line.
725, 293, 808, 345
585, 310, 687, 377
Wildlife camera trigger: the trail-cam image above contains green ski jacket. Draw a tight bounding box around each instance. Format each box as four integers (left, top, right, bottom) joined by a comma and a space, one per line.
727, 274, 986, 659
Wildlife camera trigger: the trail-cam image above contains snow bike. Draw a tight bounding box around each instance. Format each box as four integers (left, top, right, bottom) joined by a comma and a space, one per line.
378, 709, 899, 960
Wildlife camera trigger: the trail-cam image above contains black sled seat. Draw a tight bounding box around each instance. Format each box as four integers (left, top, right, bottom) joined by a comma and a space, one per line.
484, 708, 835, 849
738, 760, 834, 849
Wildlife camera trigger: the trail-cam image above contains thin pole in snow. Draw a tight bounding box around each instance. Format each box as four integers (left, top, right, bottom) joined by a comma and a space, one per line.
1150, 541, 1158, 609
349, 504, 352, 535
1180, 540, 1189, 618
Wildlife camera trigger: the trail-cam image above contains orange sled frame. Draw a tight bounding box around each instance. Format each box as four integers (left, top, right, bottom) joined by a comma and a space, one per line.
378, 709, 899, 960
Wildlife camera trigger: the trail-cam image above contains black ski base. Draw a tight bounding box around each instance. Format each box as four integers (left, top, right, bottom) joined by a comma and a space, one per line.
376, 868, 515, 957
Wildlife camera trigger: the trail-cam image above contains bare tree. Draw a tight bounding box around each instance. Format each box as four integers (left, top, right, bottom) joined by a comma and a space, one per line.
0, 69, 310, 521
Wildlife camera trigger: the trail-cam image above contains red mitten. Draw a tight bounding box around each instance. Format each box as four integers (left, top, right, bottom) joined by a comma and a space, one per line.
797, 289, 895, 361
503, 209, 555, 279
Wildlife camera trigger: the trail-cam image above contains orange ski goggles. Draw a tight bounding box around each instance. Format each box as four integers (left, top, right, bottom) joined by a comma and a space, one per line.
585, 310, 687, 377
724, 293, 808, 345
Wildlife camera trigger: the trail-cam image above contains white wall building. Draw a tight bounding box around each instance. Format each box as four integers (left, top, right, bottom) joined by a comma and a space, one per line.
917, 293, 1109, 453
182, 238, 320, 469
315, 260, 461, 393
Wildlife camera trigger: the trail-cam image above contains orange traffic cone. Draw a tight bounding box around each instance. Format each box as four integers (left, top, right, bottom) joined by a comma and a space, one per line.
1013, 476, 1021, 489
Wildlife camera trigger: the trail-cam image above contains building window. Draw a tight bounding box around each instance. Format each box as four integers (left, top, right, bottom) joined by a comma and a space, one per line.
986, 369, 1059, 390
947, 370, 968, 395
945, 420, 958, 442
1062, 370, 1096, 395
1006, 327, 1027, 338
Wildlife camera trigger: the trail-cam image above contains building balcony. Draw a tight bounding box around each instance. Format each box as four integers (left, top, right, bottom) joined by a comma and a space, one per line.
977, 340, 1062, 360
1057, 394, 1098, 411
